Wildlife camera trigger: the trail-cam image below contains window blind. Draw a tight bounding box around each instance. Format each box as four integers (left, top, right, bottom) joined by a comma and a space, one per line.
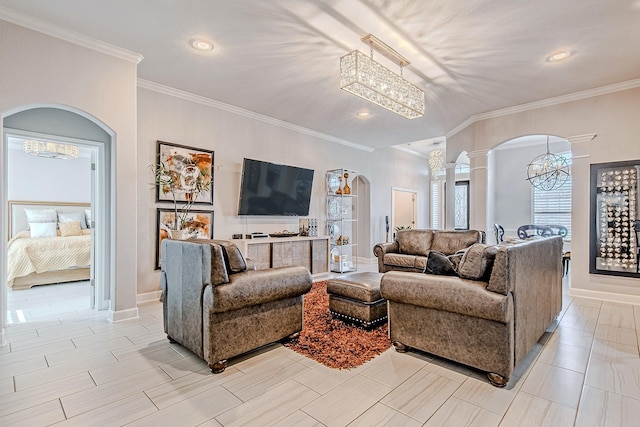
532, 153, 572, 239
431, 181, 440, 229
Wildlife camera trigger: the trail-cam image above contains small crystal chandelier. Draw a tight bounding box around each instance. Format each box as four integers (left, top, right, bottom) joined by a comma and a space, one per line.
23, 140, 79, 159
429, 149, 445, 178
340, 34, 425, 119
526, 136, 570, 190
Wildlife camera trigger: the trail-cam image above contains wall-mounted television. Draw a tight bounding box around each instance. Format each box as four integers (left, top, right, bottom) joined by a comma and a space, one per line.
238, 158, 314, 216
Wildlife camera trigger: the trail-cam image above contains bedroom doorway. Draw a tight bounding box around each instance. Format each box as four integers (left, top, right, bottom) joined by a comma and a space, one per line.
1, 106, 112, 329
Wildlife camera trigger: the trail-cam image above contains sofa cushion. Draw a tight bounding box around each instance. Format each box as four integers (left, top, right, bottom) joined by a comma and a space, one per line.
430, 230, 483, 255
458, 243, 499, 281
380, 272, 509, 323
384, 253, 427, 271
425, 251, 456, 275
396, 229, 433, 257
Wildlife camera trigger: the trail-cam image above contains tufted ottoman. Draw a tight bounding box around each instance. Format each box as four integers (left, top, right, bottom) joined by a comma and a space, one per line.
327, 272, 386, 328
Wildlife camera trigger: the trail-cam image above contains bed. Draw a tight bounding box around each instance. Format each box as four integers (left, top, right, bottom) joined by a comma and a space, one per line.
7, 200, 91, 290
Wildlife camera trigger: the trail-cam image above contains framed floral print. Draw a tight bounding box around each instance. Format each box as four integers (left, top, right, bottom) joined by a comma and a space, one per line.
155, 208, 214, 269
155, 141, 214, 205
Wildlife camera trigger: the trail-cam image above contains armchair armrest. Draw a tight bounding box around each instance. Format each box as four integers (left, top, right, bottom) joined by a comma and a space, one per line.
210, 266, 312, 313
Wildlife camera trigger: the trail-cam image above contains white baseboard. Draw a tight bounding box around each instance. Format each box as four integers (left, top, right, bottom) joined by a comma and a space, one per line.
137, 290, 162, 304
0, 328, 6, 347
570, 288, 640, 306
356, 256, 376, 264
108, 307, 139, 322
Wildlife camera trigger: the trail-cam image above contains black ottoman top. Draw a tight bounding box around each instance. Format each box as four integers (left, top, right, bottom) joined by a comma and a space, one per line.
327, 272, 384, 303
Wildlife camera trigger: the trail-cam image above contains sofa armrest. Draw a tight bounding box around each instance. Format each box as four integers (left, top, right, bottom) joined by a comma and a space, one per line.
211, 266, 312, 313
373, 241, 399, 272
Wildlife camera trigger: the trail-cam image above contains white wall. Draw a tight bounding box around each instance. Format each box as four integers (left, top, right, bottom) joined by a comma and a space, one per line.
136, 87, 430, 294
7, 144, 91, 202
448, 85, 640, 302
0, 20, 139, 319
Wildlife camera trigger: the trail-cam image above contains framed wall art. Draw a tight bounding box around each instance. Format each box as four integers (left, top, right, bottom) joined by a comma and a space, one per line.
155, 140, 214, 205
589, 159, 640, 277
155, 208, 214, 269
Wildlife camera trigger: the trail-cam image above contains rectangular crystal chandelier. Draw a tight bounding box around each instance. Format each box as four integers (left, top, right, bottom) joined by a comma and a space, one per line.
340, 35, 425, 119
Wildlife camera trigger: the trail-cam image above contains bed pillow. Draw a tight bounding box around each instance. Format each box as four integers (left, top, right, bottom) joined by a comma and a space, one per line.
58, 211, 87, 229
30, 222, 57, 238
59, 221, 83, 237
85, 209, 92, 228
25, 208, 57, 225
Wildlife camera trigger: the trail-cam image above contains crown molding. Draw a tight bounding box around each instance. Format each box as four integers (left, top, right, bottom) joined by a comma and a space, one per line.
137, 79, 374, 153
567, 133, 597, 144
0, 6, 143, 64
446, 78, 640, 139
391, 145, 428, 158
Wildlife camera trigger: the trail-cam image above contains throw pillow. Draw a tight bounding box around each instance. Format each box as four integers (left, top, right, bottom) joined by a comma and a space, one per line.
396, 229, 433, 257
30, 222, 57, 238
58, 211, 87, 229
458, 243, 499, 280
447, 249, 467, 272
59, 221, 83, 237
425, 251, 456, 275
85, 209, 92, 228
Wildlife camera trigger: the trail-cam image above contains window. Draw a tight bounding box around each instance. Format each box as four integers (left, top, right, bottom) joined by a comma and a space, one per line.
532, 153, 572, 239
431, 181, 444, 229
454, 181, 469, 230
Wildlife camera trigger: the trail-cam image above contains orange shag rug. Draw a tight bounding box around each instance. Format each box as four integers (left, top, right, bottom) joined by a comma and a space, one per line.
284, 281, 391, 369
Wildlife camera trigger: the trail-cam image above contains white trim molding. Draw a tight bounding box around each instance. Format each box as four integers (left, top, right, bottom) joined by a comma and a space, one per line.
138, 79, 374, 153
108, 307, 139, 322
570, 288, 640, 306
567, 133, 597, 144
446, 79, 640, 139
0, 6, 143, 63
137, 291, 162, 304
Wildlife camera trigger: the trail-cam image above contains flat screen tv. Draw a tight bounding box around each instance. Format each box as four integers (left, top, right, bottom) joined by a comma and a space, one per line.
238, 158, 314, 216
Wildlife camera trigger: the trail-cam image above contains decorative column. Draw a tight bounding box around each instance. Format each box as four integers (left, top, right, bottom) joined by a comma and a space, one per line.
467, 149, 490, 235
444, 162, 456, 230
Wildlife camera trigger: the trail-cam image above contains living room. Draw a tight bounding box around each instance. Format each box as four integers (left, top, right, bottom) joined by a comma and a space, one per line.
1, 1, 640, 425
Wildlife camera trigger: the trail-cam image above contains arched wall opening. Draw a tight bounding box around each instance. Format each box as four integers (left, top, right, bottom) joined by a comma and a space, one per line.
488, 134, 572, 244
1, 104, 115, 344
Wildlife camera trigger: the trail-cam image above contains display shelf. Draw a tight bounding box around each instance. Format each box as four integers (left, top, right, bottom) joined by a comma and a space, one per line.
326, 168, 358, 273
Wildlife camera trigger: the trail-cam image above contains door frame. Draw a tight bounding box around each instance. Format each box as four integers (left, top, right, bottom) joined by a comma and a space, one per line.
391, 187, 419, 237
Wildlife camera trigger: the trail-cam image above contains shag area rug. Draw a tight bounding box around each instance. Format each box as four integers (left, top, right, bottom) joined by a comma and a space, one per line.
284, 281, 391, 369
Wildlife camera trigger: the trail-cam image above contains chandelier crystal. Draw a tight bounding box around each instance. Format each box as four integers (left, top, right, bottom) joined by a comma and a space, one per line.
340, 35, 425, 119
23, 140, 79, 159
429, 149, 445, 178
526, 136, 570, 191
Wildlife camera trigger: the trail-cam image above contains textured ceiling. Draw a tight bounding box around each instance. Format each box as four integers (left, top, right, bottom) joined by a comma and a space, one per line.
1, 0, 639, 154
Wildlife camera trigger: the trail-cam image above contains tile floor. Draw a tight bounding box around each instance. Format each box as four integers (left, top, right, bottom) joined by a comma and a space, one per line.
2, 268, 640, 426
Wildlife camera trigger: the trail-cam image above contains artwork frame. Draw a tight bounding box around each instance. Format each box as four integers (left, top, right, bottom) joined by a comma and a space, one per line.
155, 208, 214, 270
155, 140, 214, 205
589, 159, 640, 278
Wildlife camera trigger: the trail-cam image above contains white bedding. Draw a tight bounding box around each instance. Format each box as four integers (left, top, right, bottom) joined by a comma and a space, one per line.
7, 230, 91, 288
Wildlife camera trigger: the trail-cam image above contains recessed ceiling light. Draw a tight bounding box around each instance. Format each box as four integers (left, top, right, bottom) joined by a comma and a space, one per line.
546, 50, 571, 62
356, 111, 371, 118
190, 39, 214, 51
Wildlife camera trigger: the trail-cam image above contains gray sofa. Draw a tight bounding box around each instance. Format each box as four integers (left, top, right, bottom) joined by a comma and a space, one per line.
380, 236, 563, 386
161, 239, 312, 373
373, 229, 485, 273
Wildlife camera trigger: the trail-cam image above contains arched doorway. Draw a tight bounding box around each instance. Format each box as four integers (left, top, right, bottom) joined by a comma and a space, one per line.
1, 105, 114, 343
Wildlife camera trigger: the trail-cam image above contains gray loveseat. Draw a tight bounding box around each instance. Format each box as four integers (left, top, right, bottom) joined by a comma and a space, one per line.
373, 229, 485, 273
380, 236, 563, 387
161, 239, 312, 373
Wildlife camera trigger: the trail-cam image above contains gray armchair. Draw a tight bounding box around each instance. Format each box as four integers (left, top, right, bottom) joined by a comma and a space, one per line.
160, 239, 312, 373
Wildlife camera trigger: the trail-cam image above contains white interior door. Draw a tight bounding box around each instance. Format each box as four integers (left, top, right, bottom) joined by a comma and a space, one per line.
392, 188, 418, 237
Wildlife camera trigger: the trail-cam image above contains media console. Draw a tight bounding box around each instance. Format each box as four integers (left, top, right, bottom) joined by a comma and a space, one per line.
236, 235, 329, 274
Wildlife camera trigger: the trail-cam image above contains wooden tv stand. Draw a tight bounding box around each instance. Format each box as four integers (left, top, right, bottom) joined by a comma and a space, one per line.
236, 236, 329, 274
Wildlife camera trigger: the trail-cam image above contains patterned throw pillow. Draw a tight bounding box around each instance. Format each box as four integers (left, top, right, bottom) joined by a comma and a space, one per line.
59, 221, 83, 237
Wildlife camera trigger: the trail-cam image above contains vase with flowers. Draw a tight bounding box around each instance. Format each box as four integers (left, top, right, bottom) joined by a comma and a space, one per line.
151, 158, 212, 239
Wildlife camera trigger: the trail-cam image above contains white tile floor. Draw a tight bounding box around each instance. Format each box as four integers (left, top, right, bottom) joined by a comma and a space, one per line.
3, 268, 640, 426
